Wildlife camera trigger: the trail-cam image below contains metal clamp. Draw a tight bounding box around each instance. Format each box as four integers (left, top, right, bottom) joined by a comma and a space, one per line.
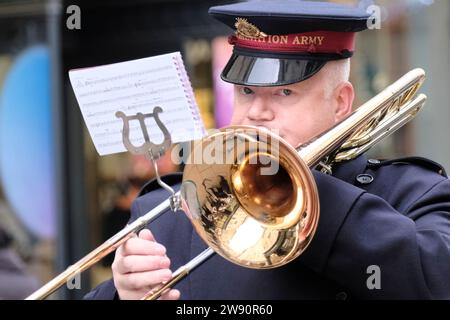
317, 161, 333, 175
116, 106, 180, 211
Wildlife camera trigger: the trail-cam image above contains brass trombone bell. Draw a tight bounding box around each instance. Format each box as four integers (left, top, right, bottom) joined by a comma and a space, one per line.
180, 126, 320, 269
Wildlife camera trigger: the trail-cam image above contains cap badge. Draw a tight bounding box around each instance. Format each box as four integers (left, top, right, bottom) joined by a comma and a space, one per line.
234, 18, 267, 40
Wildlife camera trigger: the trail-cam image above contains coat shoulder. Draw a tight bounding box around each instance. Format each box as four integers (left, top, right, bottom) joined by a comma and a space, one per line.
350, 156, 449, 213
368, 156, 447, 178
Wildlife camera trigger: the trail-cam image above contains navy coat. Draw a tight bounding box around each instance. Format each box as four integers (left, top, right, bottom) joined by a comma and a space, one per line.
85, 155, 450, 300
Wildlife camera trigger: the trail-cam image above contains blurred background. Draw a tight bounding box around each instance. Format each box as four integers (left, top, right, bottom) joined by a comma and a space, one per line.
0, 0, 448, 299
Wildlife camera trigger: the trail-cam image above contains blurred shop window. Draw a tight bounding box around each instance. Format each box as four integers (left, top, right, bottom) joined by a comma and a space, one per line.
184, 39, 216, 129
184, 37, 236, 130
0, 7, 56, 296
211, 37, 234, 128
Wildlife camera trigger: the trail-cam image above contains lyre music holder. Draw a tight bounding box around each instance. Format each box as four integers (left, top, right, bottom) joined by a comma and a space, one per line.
116, 106, 180, 211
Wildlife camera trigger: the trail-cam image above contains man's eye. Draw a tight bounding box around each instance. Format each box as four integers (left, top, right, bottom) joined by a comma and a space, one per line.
240, 87, 254, 95
280, 89, 292, 96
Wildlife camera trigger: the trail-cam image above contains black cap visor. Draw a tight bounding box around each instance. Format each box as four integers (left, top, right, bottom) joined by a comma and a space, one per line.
221, 49, 333, 87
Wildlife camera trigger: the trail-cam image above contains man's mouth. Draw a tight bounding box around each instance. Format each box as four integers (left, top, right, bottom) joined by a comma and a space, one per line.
260, 126, 283, 136
243, 123, 284, 138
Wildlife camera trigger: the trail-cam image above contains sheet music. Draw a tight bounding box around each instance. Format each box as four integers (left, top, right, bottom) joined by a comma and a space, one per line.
69, 52, 206, 156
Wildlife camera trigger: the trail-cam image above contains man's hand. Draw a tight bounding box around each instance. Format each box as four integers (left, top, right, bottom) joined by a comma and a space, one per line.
112, 228, 180, 300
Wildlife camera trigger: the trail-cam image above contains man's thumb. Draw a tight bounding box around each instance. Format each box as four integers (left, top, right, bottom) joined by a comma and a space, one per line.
138, 228, 155, 241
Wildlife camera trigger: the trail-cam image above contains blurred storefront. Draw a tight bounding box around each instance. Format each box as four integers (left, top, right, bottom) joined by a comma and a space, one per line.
0, 0, 448, 299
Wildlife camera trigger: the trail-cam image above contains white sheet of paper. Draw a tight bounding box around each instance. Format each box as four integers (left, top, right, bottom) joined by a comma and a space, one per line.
69, 52, 206, 156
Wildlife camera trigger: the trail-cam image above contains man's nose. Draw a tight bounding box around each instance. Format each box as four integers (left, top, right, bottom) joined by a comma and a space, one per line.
246, 97, 274, 122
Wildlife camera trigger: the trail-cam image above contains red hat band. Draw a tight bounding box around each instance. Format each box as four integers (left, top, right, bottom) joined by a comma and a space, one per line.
229, 31, 356, 54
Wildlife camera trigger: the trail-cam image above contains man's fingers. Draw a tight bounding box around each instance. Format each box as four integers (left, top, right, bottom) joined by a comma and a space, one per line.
115, 232, 139, 257
112, 228, 175, 300
116, 269, 173, 290
121, 237, 166, 256
115, 255, 171, 274
159, 289, 180, 300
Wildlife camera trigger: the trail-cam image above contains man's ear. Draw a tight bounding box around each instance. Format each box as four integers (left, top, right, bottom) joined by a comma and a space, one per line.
334, 81, 354, 122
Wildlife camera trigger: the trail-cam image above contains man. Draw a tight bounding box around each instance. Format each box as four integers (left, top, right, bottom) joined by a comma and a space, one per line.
86, 0, 450, 300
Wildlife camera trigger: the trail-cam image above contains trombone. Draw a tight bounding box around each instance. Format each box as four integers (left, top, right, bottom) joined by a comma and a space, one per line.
26, 68, 427, 300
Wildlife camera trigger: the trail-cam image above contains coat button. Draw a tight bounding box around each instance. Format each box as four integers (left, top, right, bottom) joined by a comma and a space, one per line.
336, 291, 348, 300
356, 173, 374, 184
367, 159, 380, 165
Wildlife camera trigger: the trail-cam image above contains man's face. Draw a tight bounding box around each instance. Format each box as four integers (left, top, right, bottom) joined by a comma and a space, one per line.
230, 67, 351, 148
